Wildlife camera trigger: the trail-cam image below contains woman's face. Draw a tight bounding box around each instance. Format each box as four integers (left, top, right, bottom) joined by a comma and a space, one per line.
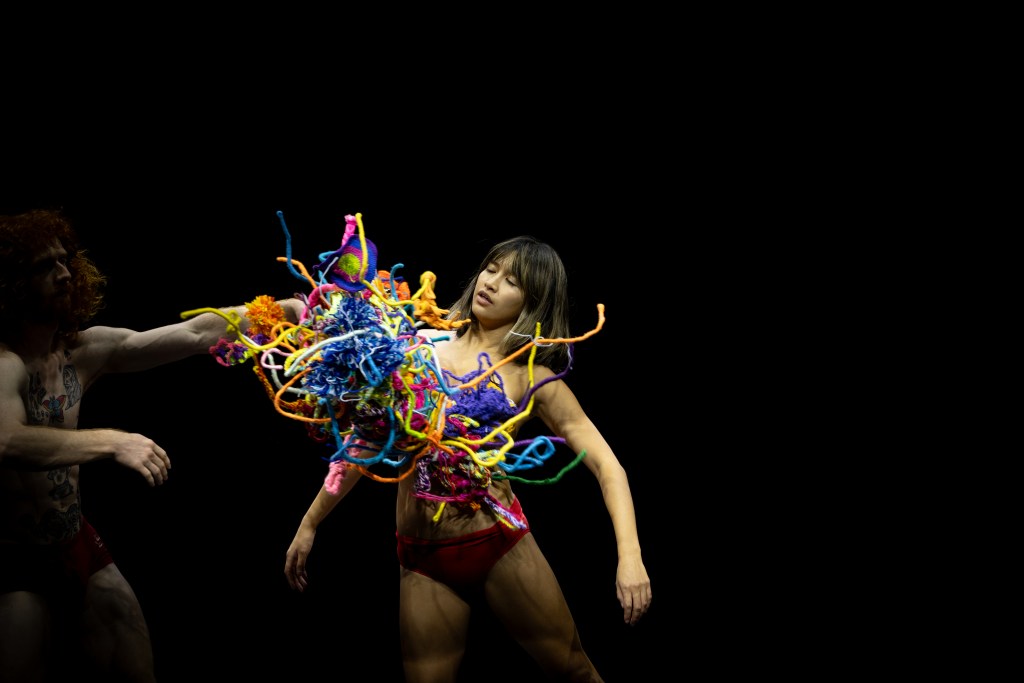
471, 258, 525, 326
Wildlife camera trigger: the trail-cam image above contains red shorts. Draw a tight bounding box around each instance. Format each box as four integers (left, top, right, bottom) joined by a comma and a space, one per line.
0, 516, 115, 601
396, 498, 530, 595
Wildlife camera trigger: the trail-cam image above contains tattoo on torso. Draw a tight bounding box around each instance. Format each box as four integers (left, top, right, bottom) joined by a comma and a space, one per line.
26, 351, 82, 426
15, 350, 85, 542
47, 467, 74, 501
19, 501, 81, 541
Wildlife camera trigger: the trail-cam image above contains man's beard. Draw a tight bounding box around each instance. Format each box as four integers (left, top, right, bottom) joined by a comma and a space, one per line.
29, 290, 73, 326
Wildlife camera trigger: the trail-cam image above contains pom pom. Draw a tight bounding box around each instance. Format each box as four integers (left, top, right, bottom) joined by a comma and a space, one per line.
245, 295, 286, 337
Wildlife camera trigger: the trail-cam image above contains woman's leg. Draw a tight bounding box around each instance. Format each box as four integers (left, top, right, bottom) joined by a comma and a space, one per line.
484, 533, 603, 683
399, 566, 473, 683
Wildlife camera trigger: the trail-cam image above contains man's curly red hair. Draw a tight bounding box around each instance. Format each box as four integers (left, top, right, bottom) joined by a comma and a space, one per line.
0, 208, 107, 345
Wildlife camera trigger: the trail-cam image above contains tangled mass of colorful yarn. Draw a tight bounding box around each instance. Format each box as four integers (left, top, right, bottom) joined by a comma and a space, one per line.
182, 212, 605, 525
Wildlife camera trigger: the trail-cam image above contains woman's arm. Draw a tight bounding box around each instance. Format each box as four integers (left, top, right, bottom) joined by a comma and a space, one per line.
283, 464, 364, 592
535, 377, 653, 625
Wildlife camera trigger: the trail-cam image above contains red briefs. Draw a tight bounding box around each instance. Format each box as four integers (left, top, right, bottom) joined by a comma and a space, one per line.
0, 516, 115, 602
396, 497, 531, 595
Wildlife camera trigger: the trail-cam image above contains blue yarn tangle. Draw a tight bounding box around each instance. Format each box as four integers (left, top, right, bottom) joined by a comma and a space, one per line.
303, 298, 410, 401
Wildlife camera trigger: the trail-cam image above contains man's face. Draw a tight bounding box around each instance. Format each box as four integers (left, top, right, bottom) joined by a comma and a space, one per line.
28, 239, 72, 321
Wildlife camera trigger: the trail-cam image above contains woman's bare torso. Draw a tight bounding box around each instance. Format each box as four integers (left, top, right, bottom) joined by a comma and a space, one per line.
394, 336, 543, 539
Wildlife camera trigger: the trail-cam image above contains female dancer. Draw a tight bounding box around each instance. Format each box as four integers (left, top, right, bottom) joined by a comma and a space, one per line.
284, 235, 651, 682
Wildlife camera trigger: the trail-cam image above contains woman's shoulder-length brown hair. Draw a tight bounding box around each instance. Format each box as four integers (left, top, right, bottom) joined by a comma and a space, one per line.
445, 235, 572, 371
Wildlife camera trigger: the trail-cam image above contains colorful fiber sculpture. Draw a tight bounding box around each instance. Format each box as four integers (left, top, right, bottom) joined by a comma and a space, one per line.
182, 212, 605, 524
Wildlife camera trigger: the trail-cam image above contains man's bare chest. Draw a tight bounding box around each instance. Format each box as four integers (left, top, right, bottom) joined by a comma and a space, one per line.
24, 349, 84, 428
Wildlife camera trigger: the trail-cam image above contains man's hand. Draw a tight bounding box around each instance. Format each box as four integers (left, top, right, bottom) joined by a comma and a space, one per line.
111, 432, 171, 486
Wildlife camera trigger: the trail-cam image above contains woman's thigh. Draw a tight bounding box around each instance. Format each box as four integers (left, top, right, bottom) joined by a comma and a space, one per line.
484, 534, 578, 645
399, 567, 472, 681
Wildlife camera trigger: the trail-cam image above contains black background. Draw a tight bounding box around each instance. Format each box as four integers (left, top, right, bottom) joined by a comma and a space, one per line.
3, 162, 682, 681
0, 20, 918, 679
